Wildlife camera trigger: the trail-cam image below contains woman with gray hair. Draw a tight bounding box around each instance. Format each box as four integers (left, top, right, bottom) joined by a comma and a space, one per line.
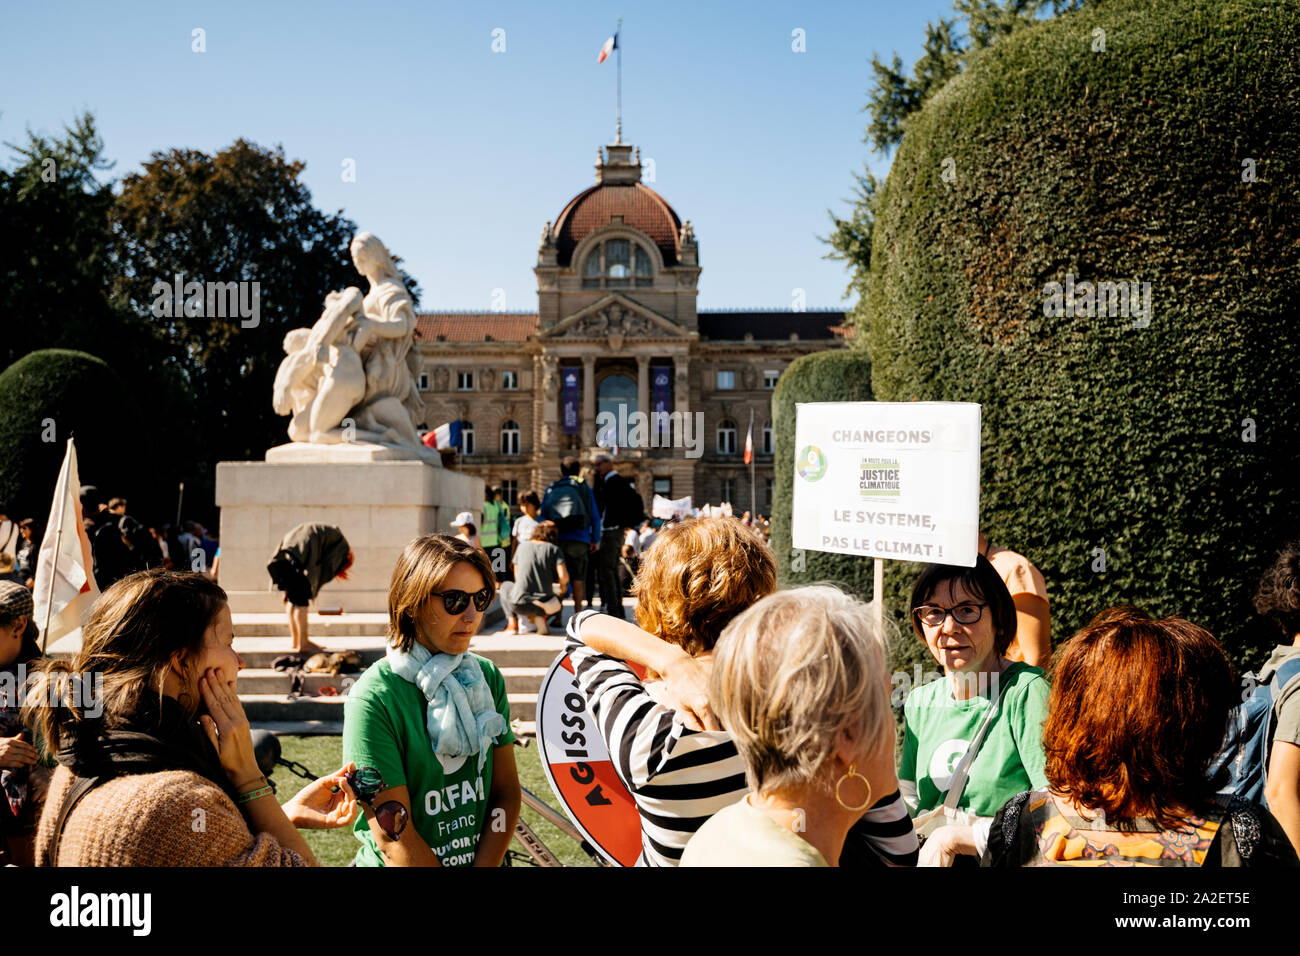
681, 585, 898, 866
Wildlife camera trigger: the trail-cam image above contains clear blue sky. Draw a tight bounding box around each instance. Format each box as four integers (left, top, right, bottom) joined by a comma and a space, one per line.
1, 0, 950, 311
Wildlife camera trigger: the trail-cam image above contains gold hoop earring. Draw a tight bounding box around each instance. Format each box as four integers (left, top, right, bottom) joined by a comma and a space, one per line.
835, 763, 872, 812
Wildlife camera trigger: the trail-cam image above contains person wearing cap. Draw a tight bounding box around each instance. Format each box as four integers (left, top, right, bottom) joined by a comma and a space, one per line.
267, 523, 354, 654
450, 512, 481, 549
0, 581, 43, 865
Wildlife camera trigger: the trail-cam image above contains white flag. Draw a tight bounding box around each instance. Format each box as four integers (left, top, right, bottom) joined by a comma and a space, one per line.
33, 438, 99, 652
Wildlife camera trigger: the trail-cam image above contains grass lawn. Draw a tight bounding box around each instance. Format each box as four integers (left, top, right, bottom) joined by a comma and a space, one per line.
275, 735, 599, 867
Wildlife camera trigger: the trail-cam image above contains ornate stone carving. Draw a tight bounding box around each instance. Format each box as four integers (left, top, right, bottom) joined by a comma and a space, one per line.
561, 304, 655, 340
742, 366, 757, 390
679, 220, 695, 245
541, 355, 559, 398
271, 231, 433, 460
433, 367, 449, 391
539, 220, 554, 249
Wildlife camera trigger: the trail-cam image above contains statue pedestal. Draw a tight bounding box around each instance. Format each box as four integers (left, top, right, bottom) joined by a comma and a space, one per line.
215, 456, 482, 614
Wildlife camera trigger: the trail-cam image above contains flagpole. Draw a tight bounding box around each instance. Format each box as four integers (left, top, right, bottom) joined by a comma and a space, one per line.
748, 410, 756, 519
41, 440, 71, 655
616, 17, 623, 143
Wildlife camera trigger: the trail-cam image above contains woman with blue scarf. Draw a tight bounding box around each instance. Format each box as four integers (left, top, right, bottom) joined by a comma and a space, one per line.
343, 535, 519, 866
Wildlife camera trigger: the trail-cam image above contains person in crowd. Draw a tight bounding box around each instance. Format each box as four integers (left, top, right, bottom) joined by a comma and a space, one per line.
591, 454, 644, 619
266, 523, 353, 654
1247, 542, 1300, 855
161, 524, 186, 572
541, 457, 600, 613
978, 531, 1051, 668
682, 585, 899, 867
93, 515, 151, 589
480, 487, 511, 582
177, 522, 202, 564
501, 522, 568, 636
449, 512, 480, 549
900, 556, 1050, 865
107, 497, 127, 516
983, 610, 1299, 866
342, 534, 519, 866
25, 570, 358, 866
618, 543, 638, 597
0, 554, 25, 586
0, 582, 44, 866
512, 491, 541, 552
15, 519, 37, 588
566, 518, 916, 867
637, 518, 659, 557
0, 503, 18, 564
198, 525, 219, 570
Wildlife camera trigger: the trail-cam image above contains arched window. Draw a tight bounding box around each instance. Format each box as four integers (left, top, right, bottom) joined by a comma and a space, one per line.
717, 419, 737, 455
461, 422, 475, 456
500, 420, 520, 456
581, 239, 654, 290
762, 420, 773, 455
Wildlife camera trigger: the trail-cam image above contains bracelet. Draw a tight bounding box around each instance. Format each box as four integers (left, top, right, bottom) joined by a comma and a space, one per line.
236, 784, 274, 804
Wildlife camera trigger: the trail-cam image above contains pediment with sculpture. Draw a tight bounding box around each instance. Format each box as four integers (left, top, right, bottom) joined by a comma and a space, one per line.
540, 295, 690, 350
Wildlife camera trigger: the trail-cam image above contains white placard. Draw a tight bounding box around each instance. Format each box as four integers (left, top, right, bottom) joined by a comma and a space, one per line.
791, 402, 981, 566
651, 494, 693, 520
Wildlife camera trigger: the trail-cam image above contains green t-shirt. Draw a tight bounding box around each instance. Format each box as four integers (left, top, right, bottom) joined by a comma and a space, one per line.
900, 662, 1050, 819
342, 655, 515, 866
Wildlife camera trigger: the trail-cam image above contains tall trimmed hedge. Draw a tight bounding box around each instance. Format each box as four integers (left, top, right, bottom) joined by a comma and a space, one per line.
0, 350, 172, 523
850, 0, 1300, 672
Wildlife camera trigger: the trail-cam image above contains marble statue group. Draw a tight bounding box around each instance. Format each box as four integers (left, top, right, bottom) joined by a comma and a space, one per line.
271, 232, 436, 461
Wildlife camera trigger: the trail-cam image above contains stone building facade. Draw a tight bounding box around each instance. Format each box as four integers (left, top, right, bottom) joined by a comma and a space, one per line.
414, 139, 846, 515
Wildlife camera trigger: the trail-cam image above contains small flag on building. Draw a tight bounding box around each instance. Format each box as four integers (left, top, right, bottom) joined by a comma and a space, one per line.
34, 438, 99, 652
743, 413, 754, 465
597, 30, 618, 64
423, 420, 463, 451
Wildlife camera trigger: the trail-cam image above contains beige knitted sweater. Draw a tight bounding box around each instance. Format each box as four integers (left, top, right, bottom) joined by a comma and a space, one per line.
36, 765, 308, 867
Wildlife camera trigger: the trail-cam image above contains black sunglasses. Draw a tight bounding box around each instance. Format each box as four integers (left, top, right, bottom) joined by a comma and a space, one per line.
432, 586, 493, 615
334, 766, 409, 842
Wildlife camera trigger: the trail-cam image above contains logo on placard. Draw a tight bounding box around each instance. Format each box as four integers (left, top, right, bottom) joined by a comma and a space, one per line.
858, 457, 901, 497
797, 445, 827, 481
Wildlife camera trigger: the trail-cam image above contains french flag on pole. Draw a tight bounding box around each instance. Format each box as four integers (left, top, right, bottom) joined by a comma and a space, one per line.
423, 420, 462, 451
597, 30, 618, 64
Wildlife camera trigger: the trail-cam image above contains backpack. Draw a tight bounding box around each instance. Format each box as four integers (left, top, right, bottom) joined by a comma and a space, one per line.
1209, 654, 1300, 807
543, 477, 592, 534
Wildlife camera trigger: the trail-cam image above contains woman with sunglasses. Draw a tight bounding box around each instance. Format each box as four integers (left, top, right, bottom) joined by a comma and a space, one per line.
342, 534, 520, 866
900, 556, 1050, 866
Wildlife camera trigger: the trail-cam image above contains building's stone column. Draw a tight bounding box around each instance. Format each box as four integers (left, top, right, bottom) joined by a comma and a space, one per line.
636, 355, 650, 417
582, 355, 596, 446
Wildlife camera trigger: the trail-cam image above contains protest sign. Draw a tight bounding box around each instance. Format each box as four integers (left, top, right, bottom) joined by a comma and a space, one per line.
792, 402, 981, 567
536, 652, 642, 867
651, 494, 693, 521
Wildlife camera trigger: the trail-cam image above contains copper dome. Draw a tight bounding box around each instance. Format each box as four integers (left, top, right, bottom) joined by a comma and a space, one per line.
552, 181, 682, 269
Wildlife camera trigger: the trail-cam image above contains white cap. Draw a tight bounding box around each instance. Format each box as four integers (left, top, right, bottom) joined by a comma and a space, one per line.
451, 511, 475, 527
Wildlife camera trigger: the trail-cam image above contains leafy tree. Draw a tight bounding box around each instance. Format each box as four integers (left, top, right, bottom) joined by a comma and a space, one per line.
110, 139, 421, 505
825, 1, 1090, 313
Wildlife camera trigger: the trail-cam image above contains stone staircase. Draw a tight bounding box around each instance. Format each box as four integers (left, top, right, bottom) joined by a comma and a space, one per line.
233, 608, 569, 736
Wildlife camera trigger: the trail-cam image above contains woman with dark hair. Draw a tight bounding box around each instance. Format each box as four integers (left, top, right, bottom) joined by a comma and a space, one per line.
900, 555, 1050, 865
501, 522, 567, 636
342, 534, 519, 866
1246, 542, 1300, 855
0, 582, 44, 865
25, 570, 358, 866
983, 614, 1298, 866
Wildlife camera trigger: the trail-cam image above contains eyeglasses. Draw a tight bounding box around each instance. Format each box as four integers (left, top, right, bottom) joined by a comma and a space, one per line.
432, 586, 493, 616
334, 766, 409, 842
913, 603, 987, 627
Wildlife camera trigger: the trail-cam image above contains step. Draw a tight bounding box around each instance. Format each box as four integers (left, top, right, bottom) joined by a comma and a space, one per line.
233, 613, 390, 638
233, 636, 390, 669
239, 692, 537, 722
232, 634, 565, 671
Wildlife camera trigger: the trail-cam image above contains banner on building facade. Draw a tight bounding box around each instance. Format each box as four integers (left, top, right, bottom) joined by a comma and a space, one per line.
791, 402, 981, 567
651, 364, 672, 441
561, 366, 581, 434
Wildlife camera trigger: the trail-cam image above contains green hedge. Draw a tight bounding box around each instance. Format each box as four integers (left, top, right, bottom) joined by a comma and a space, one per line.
0, 350, 154, 522
852, 0, 1300, 672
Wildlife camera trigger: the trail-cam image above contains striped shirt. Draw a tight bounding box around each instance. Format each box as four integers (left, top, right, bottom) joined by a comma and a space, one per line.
565, 609, 919, 867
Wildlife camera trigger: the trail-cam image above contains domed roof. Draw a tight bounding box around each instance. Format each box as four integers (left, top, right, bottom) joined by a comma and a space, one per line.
553, 179, 682, 269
